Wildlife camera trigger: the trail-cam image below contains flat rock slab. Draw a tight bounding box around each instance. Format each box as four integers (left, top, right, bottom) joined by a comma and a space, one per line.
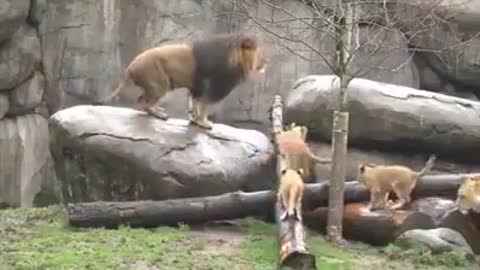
285, 75, 480, 162
49, 105, 276, 203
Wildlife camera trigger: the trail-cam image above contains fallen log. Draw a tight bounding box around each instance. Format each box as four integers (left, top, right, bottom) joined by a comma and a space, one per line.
303, 197, 480, 252
303, 203, 435, 246
65, 173, 469, 228
270, 94, 316, 268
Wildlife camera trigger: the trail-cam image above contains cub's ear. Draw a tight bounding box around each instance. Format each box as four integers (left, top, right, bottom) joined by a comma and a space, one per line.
241, 37, 257, 50
359, 164, 366, 173
297, 168, 304, 176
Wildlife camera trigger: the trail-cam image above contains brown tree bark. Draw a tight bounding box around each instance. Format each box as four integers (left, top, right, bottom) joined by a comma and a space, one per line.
327, 110, 348, 244
65, 174, 467, 228
275, 199, 316, 269
306, 202, 435, 246
270, 94, 317, 268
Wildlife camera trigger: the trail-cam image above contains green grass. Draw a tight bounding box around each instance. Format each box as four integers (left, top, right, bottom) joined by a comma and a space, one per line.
0, 206, 477, 270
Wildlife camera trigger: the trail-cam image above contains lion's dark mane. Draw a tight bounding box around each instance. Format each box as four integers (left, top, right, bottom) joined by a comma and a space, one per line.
191, 34, 255, 102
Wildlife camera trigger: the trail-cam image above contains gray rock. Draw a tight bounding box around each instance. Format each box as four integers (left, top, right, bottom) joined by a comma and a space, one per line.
351, 25, 419, 89
395, 228, 474, 257
8, 71, 45, 116
0, 24, 41, 91
28, 0, 47, 25
403, 0, 480, 93
413, 53, 444, 92
0, 93, 8, 119
439, 83, 479, 101
308, 142, 480, 182
0, 114, 57, 207
0, 0, 30, 43
49, 105, 276, 203
285, 75, 480, 161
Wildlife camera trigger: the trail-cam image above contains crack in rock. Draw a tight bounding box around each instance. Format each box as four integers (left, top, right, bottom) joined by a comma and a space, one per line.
203, 131, 263, 157
156, 141, 197, 159
378, 90, 477, 109
79, 132, 155, 144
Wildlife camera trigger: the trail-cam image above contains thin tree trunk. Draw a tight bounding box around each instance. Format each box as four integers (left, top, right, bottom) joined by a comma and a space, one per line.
327, 0, 355, 245
326, 110, 349, 244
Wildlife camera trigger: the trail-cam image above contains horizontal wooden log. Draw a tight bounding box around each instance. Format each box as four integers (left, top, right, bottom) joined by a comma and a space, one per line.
303, 203, 435, 246
285, 75, 480, 162
66, 173, 469, 228
304, 197, 480, 252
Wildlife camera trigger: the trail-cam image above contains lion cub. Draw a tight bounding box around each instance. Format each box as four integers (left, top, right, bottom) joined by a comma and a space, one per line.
457, 175, 480, 215
357, 155, 436, 211
276, 123, 330, 182
277, 168, 305, 221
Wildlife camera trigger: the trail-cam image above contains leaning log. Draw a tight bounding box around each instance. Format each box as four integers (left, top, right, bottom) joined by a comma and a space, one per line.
275, 199, 316, 269
65, 174, 470, 228
270, 94, 316, 268
285, 75, 480, 162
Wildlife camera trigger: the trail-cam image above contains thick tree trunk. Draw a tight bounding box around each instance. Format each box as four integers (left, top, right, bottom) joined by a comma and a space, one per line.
65, 174, 468, 228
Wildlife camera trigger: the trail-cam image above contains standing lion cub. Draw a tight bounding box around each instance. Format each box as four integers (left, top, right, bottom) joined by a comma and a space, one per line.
357, 155, 436, 211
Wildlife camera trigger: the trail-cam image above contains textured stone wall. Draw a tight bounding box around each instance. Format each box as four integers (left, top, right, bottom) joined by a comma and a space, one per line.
0, 0, 55, 207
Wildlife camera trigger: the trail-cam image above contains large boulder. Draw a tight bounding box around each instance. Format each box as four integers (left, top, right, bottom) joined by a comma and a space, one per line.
49, 105, 276, 203
0, 114, 57, 207
285, 75, 480, 162
0, 0, 30, 43
7, 71, 45, 116
308, 142, 480, 182
0, 24, 41, 91
399, 0, 480, 94
350, 25, 419, 89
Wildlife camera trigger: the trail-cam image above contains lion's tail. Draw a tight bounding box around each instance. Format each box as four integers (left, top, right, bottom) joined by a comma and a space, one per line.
98, 72, 131, 105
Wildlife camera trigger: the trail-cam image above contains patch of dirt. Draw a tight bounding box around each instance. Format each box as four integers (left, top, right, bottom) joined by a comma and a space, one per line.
189, 221, 247, 255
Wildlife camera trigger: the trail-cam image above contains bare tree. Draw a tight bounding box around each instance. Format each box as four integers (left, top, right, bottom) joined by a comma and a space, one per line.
230, 0, 478, 245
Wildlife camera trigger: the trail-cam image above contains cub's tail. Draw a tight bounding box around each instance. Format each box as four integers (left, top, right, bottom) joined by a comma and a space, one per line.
417, 154, 436, 177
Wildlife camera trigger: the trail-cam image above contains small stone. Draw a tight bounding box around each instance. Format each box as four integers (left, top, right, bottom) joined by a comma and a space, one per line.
395, 228, 474, 257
